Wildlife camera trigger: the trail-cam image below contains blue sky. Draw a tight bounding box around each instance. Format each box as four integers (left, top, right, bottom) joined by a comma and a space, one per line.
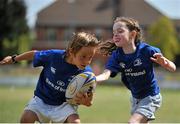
25, 0, 180, 28
146, 0, 180, 19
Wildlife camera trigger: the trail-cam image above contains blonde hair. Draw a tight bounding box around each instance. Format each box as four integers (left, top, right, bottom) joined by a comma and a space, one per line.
99, 17, 143, 56
66, 32, 100, 56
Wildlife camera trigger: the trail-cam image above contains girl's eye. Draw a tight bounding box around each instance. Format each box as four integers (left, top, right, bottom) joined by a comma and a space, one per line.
119, 30, 124, 33
80, 56, 86, 59
113, 29, 124, 34
117, 29, 124, 33
80, 56, 92, 60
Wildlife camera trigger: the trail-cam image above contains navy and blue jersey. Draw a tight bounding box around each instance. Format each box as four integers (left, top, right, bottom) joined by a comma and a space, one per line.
106, 42, 161, 99
33, 49, 93, 105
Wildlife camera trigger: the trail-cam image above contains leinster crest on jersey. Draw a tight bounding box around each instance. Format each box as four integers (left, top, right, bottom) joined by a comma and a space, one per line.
119, 62, 125, 68
134, 58, 142, 66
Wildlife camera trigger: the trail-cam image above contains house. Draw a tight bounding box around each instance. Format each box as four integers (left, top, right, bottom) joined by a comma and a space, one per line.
33, 0, 167, 49
33, 0, 180, 72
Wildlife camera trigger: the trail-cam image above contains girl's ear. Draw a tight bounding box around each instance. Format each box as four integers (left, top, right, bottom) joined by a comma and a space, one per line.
68, 48, 74, 56
69, 48, 73, 54
130, 30, 137, 39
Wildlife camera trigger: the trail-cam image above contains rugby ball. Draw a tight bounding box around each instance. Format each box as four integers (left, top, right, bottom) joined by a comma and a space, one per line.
65, 72, 96, 105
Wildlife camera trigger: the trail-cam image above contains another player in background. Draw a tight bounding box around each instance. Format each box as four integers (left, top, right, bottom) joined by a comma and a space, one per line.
0, 32, 100, 123
96, 17, 176, 123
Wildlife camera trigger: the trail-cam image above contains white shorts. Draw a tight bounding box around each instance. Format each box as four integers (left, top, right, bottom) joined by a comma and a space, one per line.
130, 93, 162, 120
24, 96, 78, 123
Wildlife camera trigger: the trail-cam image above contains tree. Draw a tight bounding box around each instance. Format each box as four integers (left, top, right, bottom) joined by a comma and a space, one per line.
0, 0, 29, 59
148, 16, 180, 61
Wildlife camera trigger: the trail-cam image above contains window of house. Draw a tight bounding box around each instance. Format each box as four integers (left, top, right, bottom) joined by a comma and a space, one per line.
46, 28, 57, 41
63, 28, 75, 41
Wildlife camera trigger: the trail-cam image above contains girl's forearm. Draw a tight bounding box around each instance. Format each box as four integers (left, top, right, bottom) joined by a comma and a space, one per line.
15, 50, 37, 62
96, 69, 111, 83
166, 59, 176, 72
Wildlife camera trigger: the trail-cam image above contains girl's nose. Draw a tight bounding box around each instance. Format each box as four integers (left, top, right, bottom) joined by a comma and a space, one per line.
114, 32, 119, 37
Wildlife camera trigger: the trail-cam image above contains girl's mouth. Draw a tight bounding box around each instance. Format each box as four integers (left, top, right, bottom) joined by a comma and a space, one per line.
114, 39, 120, 43
79, 65, 86, 69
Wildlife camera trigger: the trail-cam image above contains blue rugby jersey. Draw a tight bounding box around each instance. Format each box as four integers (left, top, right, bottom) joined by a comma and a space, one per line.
33, 49, 93, 105
106, 42, 161, 99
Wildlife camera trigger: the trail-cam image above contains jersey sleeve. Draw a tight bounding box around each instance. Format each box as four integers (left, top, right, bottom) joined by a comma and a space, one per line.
147, 46, 161, 57
105, 51, 121, 77
33, 50, 53, 67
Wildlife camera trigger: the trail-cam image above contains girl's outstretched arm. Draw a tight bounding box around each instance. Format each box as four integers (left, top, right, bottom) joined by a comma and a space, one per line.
150, 53, 176, 72
0, 50, 37, 65
96, 69, 111, 84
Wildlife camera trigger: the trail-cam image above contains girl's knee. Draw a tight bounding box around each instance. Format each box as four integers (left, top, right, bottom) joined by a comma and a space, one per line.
72, 119, 81, 123
66, 114, 80, 123
128, 113, 148, 124
20, 110, 39, 123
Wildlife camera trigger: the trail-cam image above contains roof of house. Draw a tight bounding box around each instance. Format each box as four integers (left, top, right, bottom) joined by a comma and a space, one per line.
36, 0, 165, 27
36, 0, 113, 27
119, 0, 163, 25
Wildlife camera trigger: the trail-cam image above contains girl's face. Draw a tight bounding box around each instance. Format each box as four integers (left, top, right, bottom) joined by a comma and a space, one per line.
112, 22, 131, 47
71, 46, 97, 70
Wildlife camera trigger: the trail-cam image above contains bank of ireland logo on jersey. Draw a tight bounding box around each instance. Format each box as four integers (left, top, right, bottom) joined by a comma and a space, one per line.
51, 67, 56, 74
119, 62, 125, 68
134, 58, 142, 66
57, 80, 65, 86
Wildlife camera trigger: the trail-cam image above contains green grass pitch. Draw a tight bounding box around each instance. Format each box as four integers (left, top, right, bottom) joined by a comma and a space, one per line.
0, 85, 180, 123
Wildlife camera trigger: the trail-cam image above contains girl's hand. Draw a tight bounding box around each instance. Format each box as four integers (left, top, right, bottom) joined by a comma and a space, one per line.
150, 53, 176, 72
0, 56, 13, 65
73, 91, 93, 107
150, 53, 168, 67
